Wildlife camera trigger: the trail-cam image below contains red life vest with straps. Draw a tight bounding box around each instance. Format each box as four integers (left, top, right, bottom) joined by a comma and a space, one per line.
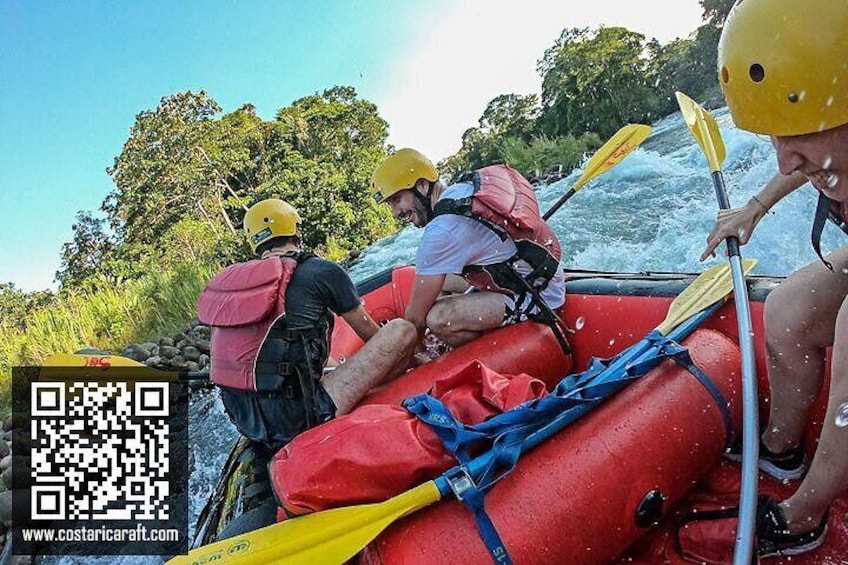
432, 164, 562, 296
197, 256, 297, 391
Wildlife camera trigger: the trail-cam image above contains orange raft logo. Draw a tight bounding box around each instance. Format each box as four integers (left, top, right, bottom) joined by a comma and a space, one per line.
83, 356, 112, 369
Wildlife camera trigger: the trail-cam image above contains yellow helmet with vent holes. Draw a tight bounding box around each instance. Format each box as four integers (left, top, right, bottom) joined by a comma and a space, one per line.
717, 0, 848, 136
370, 149, 438, 204
243, 199, 301, 253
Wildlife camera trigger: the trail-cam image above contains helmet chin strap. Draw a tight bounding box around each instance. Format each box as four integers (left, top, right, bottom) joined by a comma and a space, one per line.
412, 181, 436, 223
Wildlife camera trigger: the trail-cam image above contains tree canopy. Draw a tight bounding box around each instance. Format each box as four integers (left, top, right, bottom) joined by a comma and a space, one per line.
82, 86, 398, 293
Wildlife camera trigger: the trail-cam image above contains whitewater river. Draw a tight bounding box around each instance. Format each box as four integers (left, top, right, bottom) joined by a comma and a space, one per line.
46, 106, 846, 564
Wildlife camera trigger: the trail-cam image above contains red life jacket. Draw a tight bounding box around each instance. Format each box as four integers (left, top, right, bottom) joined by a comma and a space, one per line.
197, 256, 297, 391
432, 164, 562, 296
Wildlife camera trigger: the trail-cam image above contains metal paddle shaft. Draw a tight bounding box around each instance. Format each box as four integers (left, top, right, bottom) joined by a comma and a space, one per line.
712, 170, 760, 565
542, 123, 651, 220
675, 91, 759, 565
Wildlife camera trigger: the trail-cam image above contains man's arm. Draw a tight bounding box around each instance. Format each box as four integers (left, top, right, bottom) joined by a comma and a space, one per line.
404, 273, 446, 337
340, 305, 380, 342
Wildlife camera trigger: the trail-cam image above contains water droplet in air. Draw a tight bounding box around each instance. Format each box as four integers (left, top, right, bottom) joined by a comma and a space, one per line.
575, 316, 585, 330
835, 402, 848, 428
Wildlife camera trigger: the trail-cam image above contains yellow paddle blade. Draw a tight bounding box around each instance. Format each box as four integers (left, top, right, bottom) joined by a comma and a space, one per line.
675, 91, 726, 174
42, 353, 145, 368
571, 123, 652, 192
656, 258, 757, 336
38, 352, 169, 380
167, 481, 442, 565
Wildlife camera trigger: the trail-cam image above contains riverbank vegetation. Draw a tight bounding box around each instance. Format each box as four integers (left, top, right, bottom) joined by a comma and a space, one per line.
0, 0, 734, 410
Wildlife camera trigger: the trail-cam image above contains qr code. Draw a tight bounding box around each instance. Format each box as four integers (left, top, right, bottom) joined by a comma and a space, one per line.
30, 381, 170, 521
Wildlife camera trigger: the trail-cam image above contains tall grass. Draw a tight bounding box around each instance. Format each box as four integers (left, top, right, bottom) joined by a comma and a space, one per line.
0, 261, 216, 414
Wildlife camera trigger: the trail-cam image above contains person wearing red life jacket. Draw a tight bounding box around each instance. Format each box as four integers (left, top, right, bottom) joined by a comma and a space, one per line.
197, 198, 416, 450
370, 149, 566, 350
701, 0, 848, 557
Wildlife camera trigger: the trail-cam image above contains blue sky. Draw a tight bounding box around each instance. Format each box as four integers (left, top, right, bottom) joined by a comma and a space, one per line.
0, 0, 703, 291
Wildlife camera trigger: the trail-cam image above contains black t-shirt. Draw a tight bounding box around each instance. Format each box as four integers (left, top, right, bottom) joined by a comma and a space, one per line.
283, 256, 361, 330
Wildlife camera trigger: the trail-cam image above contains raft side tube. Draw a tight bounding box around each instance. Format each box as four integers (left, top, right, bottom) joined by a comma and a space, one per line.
361, 328, 743, 565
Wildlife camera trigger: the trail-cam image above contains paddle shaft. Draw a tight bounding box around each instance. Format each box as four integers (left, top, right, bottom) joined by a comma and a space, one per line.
710, 171, 760, 565
675, 91, 758, 564
711, 172, 741, 256
542, 187, 576, 220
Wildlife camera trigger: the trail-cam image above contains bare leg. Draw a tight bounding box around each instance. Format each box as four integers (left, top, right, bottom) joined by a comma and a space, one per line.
321, 318, 417, 415
761, 247, 848, 453
760, 245, 848, 533
781, 290, 848, 533
425, 292, 505, 347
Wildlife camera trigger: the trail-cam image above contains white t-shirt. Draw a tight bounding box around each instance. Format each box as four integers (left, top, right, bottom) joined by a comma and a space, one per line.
415, 182, 566, 308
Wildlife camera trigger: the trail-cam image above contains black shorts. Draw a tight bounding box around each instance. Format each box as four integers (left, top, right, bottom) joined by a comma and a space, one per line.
219, 381, 337, 451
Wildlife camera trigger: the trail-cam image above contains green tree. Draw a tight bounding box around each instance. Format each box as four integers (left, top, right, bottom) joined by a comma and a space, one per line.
538, 27, 661, 139
56, 211, 116, 289
201, 103, 273, 215
105, 91, 231, 246
700, 0, 735, 26
439, 93, 542, 179
262, 86, 396, 257
479, 94, 540, 142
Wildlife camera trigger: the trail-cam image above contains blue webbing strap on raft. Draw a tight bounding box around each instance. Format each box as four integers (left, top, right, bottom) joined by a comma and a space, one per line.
626, 339, 735, 448
405, 331, 735, 564
444, 467, 512, 565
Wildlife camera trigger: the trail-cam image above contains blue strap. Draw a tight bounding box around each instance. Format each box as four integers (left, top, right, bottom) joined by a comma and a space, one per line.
405, 331, 732, 563
404, 396, 516, 564
444, 467, 512, 565
667, 344, 735, 448
408, 331, 734, 488
403, 394, 492, 465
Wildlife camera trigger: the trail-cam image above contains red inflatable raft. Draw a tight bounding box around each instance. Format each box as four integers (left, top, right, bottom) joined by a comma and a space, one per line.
189, 266, 848, 565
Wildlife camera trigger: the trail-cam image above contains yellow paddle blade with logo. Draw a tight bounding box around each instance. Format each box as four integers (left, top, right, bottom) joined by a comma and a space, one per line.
543, 123, 652, 220
42, 353, 145, 368
167, 481, 442, 565
572, 123, 652, 192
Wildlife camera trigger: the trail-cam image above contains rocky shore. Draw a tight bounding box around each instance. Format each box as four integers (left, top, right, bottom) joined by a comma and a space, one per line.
120, 319, 212, 386
0, 411, 31, 565
0, 319, 213, 562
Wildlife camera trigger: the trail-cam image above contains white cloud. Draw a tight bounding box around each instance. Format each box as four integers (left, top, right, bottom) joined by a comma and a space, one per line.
375, 0, 703, 162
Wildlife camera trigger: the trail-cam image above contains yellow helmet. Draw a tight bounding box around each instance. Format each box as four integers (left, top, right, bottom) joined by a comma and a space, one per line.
370, 148, 439, 204
243, 199, 301, 253
718, 0, 848, 136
